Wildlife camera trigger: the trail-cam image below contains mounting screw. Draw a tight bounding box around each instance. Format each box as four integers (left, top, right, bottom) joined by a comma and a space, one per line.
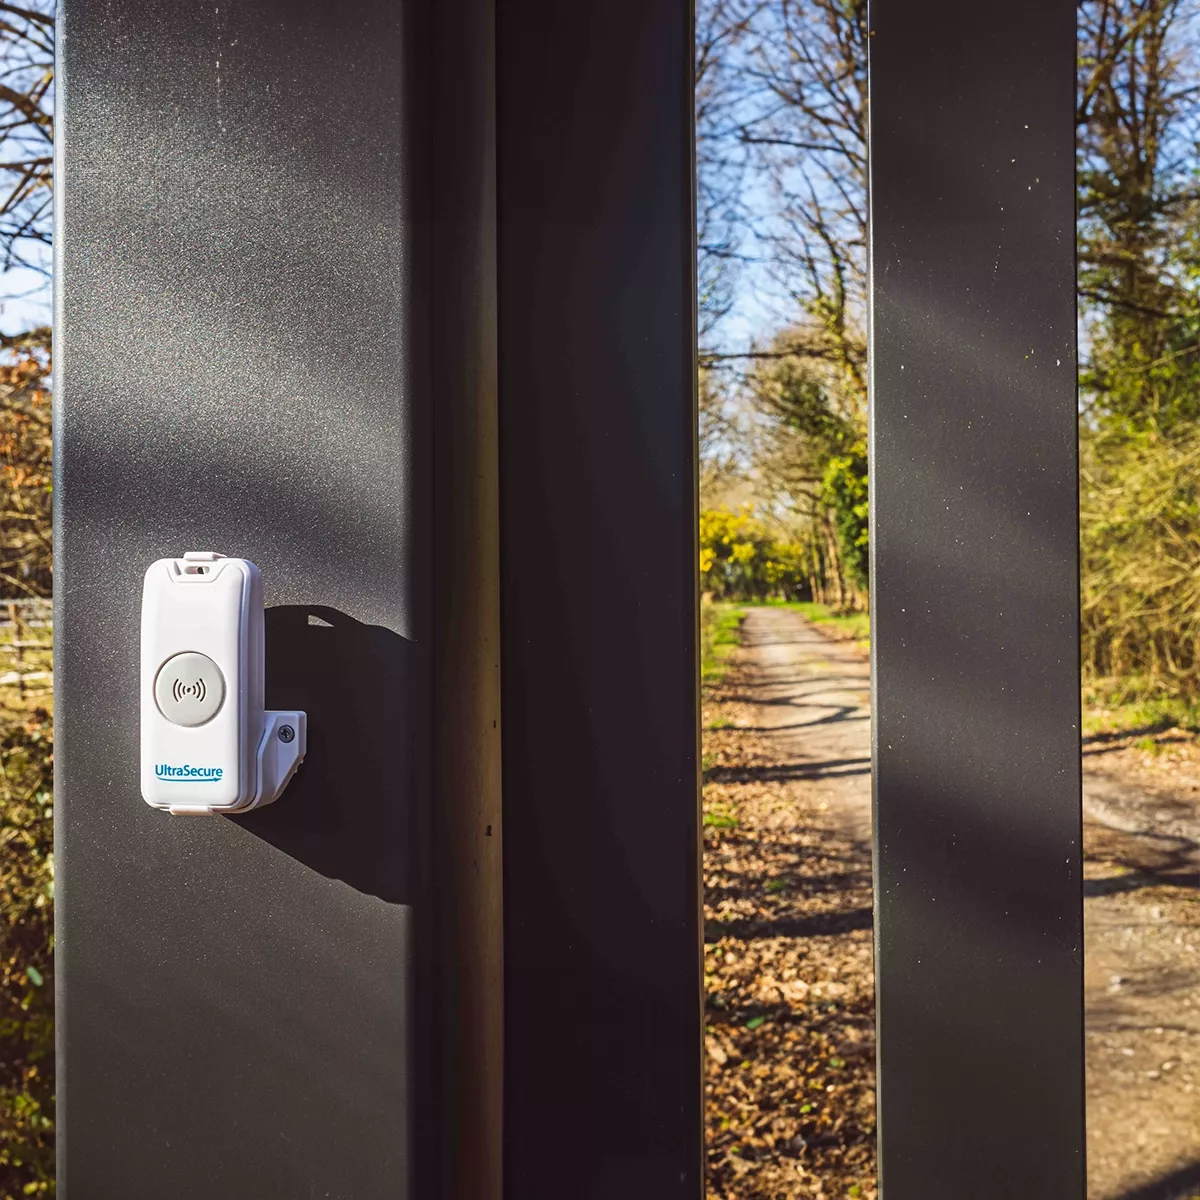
278, 724, 295, 743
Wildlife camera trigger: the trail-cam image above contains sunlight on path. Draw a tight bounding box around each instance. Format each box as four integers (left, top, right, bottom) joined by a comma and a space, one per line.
707, 605, 1200, 1200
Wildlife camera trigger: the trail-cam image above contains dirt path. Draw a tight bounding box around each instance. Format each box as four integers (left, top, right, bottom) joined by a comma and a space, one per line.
705, 605, 1200, 1200
733, 607, 872, 842
703, 607, 875, 1200
1083, 767, 1200, 1198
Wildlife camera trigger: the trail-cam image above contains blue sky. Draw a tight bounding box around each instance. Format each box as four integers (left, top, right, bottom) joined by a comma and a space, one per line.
0, 265, 50, 334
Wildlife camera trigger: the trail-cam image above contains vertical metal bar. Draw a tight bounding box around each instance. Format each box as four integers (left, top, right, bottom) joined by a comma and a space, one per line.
869, 3, 1084, 1196
494, 1, 702, 1195
429, 0, 504, 1194
55, 2, 425, 1194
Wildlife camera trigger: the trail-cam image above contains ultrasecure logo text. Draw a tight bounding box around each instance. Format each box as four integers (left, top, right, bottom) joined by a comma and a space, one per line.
155, 763, 223, 781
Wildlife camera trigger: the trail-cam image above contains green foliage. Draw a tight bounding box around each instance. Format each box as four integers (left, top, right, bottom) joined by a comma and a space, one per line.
1082, 690, 1200, 737
748, 335, 868, 609
1081, 424, 1200, 699
757, 352, 854, 456
703, 810, 740, 830
1074, 3, 1200, 702
0, 710, 54, 1197
820, 443, 868, 588
1080, 223, 1200, 437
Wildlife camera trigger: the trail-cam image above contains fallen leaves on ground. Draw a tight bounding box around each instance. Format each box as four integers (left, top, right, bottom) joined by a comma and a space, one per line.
704, 665, 876, 1200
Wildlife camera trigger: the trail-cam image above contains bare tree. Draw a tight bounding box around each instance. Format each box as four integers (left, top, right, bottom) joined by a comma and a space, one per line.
694, 0, 869, 406
0, 2, 52, 279
696, 0, 761, 349
708, 0, 869, 385
694, 0, 870, 604
748, 0, 867, 374
1077, 0, 1200, 406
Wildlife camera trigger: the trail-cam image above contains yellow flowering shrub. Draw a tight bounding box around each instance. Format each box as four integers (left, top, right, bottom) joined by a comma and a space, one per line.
699, 508, 807, 600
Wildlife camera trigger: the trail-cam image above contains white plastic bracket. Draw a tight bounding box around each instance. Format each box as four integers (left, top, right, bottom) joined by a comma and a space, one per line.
254, 710, 308, 809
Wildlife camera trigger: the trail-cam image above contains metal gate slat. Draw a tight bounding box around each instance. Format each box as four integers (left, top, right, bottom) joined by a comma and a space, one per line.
869, 3, 1086, 1194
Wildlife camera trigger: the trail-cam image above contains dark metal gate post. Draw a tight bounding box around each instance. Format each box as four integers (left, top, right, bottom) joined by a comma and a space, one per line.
55, 2, 440, 1195
56, 0, 698, 1195
494, 1, 702, 1195
869, 2, 1085, 1195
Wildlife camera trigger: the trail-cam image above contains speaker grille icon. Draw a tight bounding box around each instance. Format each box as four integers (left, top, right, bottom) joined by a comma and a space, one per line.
172, 676, 207, 705
154, 653, 224, 727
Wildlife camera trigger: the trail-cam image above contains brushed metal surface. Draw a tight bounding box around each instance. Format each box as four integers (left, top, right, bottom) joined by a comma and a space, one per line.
869, 2, 1085, 1195
55, 1, 420, 1194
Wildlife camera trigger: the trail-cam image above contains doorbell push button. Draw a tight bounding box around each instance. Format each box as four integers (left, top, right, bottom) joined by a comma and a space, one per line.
154, 651, 225, 726
140, 553, 306, 815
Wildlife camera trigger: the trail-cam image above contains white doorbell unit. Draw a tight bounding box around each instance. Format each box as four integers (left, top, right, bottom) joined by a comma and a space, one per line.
140, 552, 306, 815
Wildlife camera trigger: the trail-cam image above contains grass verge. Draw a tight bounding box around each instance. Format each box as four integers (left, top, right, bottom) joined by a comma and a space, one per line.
1083, 683, 1200, 739
702, 602, 745, 687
